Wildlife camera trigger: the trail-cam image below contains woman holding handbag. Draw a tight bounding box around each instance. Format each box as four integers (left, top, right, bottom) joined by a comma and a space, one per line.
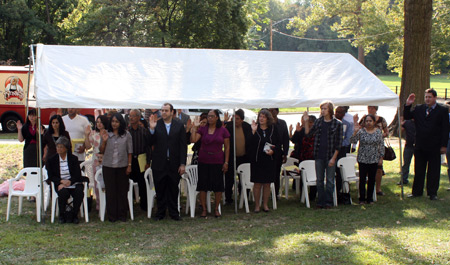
351, 114, 385, 204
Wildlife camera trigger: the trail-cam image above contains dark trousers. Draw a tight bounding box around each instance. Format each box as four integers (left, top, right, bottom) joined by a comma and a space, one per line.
401, 145, 414, 183
413, 148, 441, 197
103, 166, 129, 221
153, 160, 180, 218
274, 155, 283, 197
358, 163, 377, 203
225, 155, 247, 203
56, 184, 84, 218
336, 145, 351, 194
129, 156, 147, 210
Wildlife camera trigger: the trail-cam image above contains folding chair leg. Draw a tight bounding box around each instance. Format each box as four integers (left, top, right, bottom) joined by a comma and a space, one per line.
6, 195, 12, 221
206, 192, 211, 213
271, 184, 277, 210
36, 194, 41, 222
18, 196, 23, 215
284, 175, 289, 199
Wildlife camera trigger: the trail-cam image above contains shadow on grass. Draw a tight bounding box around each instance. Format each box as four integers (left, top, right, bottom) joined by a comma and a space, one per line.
0, 172, 449, 264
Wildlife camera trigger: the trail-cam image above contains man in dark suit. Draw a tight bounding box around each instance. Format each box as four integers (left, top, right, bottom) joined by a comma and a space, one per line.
149, 103, 187, 220
404, 88, 449, 200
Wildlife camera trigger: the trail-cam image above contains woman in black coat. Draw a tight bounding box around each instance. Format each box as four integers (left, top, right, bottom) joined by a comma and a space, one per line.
46, 136, 84, 224
248, 109, 280, 213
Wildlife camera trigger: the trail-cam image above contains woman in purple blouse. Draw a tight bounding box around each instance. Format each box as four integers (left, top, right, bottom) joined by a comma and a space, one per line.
191, 109, 230, 218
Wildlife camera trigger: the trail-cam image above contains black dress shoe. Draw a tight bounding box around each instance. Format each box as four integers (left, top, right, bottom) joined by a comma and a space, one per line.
429, 195, 438, 200
153, 216, 165, 221
72, 217, 79, 224
58, 217, 66, 224
171, 215, 181, 221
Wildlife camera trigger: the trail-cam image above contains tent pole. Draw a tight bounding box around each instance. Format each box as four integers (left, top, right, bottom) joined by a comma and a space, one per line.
397, 105, 404, 200
233, 109, 238, 214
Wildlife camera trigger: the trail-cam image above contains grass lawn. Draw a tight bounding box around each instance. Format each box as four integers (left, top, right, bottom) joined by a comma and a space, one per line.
378, 75, 450, 98
1, 143, 450, 264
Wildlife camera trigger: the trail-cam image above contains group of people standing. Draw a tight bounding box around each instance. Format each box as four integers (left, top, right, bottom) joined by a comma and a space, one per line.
16, 88, 449, 222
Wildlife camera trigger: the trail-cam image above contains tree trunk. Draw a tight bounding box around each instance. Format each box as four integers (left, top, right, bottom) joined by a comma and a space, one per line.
389, 0, 432, 135
357, 45, 364, 65
400, 0, 432, 108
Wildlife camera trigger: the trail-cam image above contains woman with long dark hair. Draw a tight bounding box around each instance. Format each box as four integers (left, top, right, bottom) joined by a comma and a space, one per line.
17, 109, 44, 167
191, 109, 230, 218
99, 113, 132, 222
248, 109, 280, 212
42, 115, 71, 163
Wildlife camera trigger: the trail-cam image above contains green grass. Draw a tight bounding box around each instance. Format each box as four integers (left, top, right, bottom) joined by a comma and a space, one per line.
378, 75, 450, 97
0, 133, 18, 139
1, 143, 450, 264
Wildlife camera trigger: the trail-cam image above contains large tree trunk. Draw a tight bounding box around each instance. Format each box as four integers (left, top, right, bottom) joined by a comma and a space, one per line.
390, 0, 432, 135
400, 0, 432, 107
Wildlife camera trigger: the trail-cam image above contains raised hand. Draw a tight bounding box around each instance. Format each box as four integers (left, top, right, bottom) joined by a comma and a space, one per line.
16, 120, 22, 131
301, 111, 309, 123
224, 112, 230, 123
193, 116, 201, 127
353, 114, 359, 125
289, 124, 293, 134
100, 129, 109, 142
251, 120, 258, 133
149, 114, 157, 130
406, 93, 415, 106
84, 124, 91, 136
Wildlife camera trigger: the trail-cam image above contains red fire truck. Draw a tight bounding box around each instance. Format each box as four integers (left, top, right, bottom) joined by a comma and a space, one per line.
0, 66, 95, 133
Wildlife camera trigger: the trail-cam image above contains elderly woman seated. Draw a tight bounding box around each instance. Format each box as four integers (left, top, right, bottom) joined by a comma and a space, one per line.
46, 136, 84, 224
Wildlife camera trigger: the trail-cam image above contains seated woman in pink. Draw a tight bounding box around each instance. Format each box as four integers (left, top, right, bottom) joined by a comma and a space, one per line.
191, 109, 230, 218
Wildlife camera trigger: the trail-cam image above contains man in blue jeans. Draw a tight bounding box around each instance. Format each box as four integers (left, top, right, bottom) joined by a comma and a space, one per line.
303, 101, 343, 209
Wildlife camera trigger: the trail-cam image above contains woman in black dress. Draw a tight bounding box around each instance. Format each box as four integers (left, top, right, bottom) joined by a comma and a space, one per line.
17, 109, 44, 167
249, 109, 279, 213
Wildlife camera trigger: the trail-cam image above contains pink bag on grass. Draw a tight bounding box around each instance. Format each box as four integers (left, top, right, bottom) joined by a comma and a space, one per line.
0, 179, 26, 196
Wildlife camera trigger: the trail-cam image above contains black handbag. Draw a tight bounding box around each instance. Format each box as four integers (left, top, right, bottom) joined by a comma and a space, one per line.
383, 138, 396, 161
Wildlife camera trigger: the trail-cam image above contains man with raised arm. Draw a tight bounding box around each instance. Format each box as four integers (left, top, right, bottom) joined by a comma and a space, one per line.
404, 89, 449, 200
149, 103, 187, 220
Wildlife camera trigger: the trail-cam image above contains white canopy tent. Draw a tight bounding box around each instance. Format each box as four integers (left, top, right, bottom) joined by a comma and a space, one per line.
34, 44, 398, 109
30, 44, 403, 220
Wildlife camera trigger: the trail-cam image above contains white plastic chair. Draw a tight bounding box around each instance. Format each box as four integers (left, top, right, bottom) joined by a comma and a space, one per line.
143, 168, 157, 218
238, 163, 277, 213
299, 160, 338, 208
95, 169, 134, 221
280, 157, 300, 199
338, 156, 376, 203
182, 165, 220, 217
6, 167, 42, 222
51, 159, 90, 223
50, 181, 89, 223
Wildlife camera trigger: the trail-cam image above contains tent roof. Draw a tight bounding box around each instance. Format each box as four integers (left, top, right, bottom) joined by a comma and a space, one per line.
34, 44, 398, 109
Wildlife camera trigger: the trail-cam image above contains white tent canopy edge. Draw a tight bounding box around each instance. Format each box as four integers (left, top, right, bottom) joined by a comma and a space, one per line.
34, 44, 399, 109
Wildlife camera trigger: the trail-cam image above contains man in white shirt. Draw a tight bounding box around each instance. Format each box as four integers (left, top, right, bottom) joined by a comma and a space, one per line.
62, 108, 91, 163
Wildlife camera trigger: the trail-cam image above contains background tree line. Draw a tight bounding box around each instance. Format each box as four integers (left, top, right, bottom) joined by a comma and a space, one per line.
1, 0, 449, 77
